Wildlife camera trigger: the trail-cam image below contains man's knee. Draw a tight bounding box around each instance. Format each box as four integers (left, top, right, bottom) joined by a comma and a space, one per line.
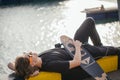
86, 17, 95, 22
86, 17, 95, 28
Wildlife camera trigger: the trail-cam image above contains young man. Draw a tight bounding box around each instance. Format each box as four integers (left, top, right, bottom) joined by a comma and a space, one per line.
8, 17, 120, 80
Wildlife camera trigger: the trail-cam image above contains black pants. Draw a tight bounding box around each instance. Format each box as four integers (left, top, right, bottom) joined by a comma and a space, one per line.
74, 17, 120, 59
62, 18, 120, 80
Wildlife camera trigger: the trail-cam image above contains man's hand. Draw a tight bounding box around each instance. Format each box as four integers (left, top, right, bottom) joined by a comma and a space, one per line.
69, 40, 82, 69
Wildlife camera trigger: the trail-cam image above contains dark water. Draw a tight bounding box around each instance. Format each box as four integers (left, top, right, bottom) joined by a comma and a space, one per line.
0, 0, 119, 80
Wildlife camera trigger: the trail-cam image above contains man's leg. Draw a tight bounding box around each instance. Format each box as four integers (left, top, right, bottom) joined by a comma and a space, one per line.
83, 44, 120, 58
74, 17, 102, 46
74, 17, 120, 69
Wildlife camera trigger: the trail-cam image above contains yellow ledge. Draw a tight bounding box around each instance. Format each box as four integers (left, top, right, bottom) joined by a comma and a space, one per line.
97, 55, 118, 73
28, 55, 118, 80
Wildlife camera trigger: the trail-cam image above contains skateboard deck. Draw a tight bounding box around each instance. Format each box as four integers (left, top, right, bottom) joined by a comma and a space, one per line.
60, 35, 111, 80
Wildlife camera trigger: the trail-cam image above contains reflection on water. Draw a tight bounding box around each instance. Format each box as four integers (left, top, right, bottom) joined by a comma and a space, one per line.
0, 0, 119, 79
97, 21, 120, 46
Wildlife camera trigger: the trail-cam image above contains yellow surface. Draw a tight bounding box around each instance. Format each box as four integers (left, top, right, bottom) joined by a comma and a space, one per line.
97, 55, 118, 73
28, 55, 118, 80
28, 72, 61, 80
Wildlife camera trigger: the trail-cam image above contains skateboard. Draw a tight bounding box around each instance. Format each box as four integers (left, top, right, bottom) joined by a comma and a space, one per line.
60, 35, 112, 80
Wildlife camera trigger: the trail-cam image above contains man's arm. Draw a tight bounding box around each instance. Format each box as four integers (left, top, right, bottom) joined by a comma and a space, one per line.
69, 40, 82, 69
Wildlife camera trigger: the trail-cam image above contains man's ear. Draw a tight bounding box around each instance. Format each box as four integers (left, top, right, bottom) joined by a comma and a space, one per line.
31, 62, 35, 67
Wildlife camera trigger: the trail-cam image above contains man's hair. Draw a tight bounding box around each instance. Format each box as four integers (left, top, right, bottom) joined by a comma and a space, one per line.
15, 57, 34, 79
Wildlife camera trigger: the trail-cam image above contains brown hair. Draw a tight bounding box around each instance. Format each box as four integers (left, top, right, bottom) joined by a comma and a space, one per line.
15, 56, 34, 79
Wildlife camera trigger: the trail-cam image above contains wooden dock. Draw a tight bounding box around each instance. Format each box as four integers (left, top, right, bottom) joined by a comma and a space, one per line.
81, 5, 119, 23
